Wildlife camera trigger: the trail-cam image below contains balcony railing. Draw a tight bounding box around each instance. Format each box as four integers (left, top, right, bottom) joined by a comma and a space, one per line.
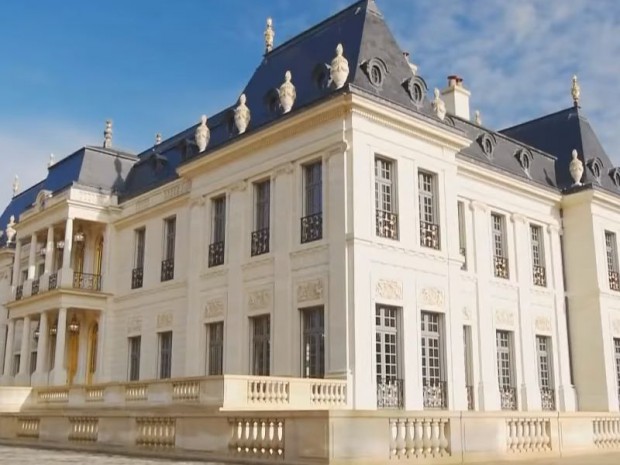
251, 228, 270, 257
209, 241, 225, 268
15, 285, 23, 301
541, 387, 556, 411
301, 213, 322, 244
376, 378, 403, 409
49, 273, 58, 290
499, 386, 517, 411
610, 270, 620, 291
160, 259, 174, 282
376, 210, 399, 240
494, 256, 509, 279
420, 221, 440, 250
466, 385, 474, 410
31, 279, 40, 296
132, 267, 144, 289
533, 265, 547, 287
73, 272, 102, 292
423, 380, 447, 409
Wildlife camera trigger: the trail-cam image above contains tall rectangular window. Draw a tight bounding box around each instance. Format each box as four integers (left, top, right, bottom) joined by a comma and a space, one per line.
531, 224, 546, 286
251, 180, 270, 256
375, 305, 402, 408
128, 336, 141, 381
161, 217, 175, 282
496, 330, 516, 410
158, 331, 173, 379
132, 228, 145, 289
536, 336, 555, 411
492, 213, 509, 279
605, 231, 619, 291
206, 322, 224, 376
301, 161, 323, 243
614, 338, 620, 406
209, 196, 226, 267
301, 307, 325, 378
418, 171, 440, 250
375, 157, 398, 240
458, 201, 467, 270
463, 326, 474, 410
251, 315, 270, 376
421, 312, 446, 409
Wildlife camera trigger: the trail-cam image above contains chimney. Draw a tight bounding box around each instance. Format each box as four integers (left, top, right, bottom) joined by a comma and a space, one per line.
403, 51, 418, 76
440, 75, 470, 120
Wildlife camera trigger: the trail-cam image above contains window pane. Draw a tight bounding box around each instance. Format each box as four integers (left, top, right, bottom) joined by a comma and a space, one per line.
251, 316, 270, 376
212, 197, 226, 243
255, 181, 271, 230
207, 322, 224, 376
375, 158, 394, 213
496, 331, 513, 388
304, 162, 322, 216
159, 332, 172, 379
128, 336, 141, 381
164, 218, 176, 260
302, 307, 325, 378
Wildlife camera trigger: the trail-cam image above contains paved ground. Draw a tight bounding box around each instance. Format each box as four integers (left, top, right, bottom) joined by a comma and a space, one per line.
1, 446, 619, 464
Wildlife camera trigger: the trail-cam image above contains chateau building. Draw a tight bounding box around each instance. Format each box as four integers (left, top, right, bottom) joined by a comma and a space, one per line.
0, 1, 619, 462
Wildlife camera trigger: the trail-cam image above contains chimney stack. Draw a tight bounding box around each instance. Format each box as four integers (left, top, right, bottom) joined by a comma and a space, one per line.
440, 75, 471, 121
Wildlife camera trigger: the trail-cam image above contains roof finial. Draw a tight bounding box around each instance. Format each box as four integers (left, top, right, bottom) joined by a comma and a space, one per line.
571, 75, 581, 107
432, 88, 446, 121
279, 71, 296, 114
12, 175, 19, 197
264, 17, 275, 54
48, 153, 55, 168
234, 94, 251, 134
5, 215, 16, 244
155, 133, 162, 145
103, 120, 113, 148
569, 149, 584, 186
474, 110, 482, 126
195, 115, 210, 152
330, 44, 350, 89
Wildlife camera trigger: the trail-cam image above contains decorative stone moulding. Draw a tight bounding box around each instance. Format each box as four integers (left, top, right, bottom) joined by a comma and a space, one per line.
569, 149, 583, 186
195, 115, 210, 152
330, 44, 349, 89
234, 94, 251, 134
432, 88, 446, 121
279, 71, 297, 114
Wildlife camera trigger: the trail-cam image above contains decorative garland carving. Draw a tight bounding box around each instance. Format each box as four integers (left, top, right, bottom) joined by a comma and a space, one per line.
376, 279, 403, 301
297, 279, 324, 303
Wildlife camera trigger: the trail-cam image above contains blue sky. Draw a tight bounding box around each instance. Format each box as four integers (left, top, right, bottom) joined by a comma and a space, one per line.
1, 0, 619, 208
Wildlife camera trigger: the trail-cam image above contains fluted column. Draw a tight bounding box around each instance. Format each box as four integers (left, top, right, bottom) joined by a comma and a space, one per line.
15, 316, 32, 385
1, 319, 15, 383
27, 234, 37, 280
33, 312, 49, 386
44, 226, 54, 274
50, 308, 67, 385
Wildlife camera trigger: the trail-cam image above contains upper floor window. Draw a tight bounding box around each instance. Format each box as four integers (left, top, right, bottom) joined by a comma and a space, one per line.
301, 307, 325, 379
605, 231, 620, 291
375, 305, 402, 409
158, 331, 173, 379
209, 196, 226, 268
492, 213, 509, 279
128, 336, 141, 381
161, 217, 175, 282
536, 335, 556, 411
458, 201, 467, 270
301, 161, 323, 243
496, 330, 517, 410
251, 315, 270, 376
614, 338, 620, 406
375, 157, 398, 240
530, 225, 546, 287
132, 228, 145, 289
206, 322, 224, 376
418, 171, 440, 250
251, 180, 270, 257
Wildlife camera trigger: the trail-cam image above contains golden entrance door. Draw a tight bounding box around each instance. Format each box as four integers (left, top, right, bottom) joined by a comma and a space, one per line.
86, 323, 98, 385
67, 331, 79, 385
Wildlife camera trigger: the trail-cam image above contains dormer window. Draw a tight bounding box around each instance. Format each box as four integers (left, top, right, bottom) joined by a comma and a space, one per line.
263, 88, 280, 114
477, 133, 496, 158
361, 58, 387, 89
515, 149, 533, 174
312, 63, 330, 90
405, 76, 428, 108
609, 167, 620, 187
587, 158, 603, 182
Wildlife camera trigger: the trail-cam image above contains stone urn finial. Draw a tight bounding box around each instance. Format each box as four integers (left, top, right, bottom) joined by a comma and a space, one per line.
103, 120, 113, 148
234, 94, 251, 134
195, 115, 210, 152
48, 153, 55, 168
155, 133, 162, 145
571, 75, 581, 107
330, 43, 349, 89
12, 175, 19, 197
279, 71, 296, 114
569, 149, 584, 186
5, 215, 16, 244
264, 17, 275, 54
474, 110, 482, 126
432, 88, 446, 121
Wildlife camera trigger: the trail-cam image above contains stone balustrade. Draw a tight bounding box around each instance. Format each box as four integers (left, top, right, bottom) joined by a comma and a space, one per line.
125, 384, 148, 401
17, 417, 39, 438
506, 417, 552, 453
172, 380, 200, 401
69, 417, 98, 442
389, 416, 450, 460
38, 388, 69, 403
593, 417, 620, 448
136, 417, 176, 448
229, 418, 285, 458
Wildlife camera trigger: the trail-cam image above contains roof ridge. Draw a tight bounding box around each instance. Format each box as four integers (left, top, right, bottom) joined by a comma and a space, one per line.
500, 106, 578, 133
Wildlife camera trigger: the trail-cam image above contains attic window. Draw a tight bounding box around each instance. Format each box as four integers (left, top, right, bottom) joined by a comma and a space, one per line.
477, 133, 496, 158
361, 58, 387, 89
405, 76, 428, 107
263, 88, 280, 114
515, 149, 533, 174
587, 158, 603, 182
370, 65, 382, 86
610, 168, 620, 187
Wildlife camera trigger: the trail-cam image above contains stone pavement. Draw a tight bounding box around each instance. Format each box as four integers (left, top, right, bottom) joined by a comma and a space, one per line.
478, 453, 620, 464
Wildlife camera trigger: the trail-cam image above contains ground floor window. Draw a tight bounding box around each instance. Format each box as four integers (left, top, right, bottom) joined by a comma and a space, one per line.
30, 351, 37, 375
251, 315, 270, 376
158, 332, 172, 380
496, 330, 517, 410
375, 305, 402, 408
463, 326, 474, 410
615, 338, 620, 405
206, 322, 224, 376
301, 307, 325, 378
421, 312, 447, 409
536, 335, 556, 411
128, 336, 141, 381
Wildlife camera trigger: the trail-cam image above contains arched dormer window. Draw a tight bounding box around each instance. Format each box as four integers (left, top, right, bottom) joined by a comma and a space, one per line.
515, 148, 533, 175
477, 133, 497, 159
404, 75, 428, 108
586, 157, 603, 182
361, 57, 388, 89
609, 167, 620, 187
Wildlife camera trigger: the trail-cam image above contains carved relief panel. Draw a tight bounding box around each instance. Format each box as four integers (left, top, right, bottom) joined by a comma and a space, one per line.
156, 312, 173, 330
246, 287, 273, 314
418, 287, 445, 311
296, 278, 324, 304
375, 279, 403, 302
204, 295, 226, 320
494, 309, 515, 328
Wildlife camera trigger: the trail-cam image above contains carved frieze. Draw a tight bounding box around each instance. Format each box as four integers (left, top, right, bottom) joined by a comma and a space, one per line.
248, 289, 272, 311
534, 316, 552, 332
157, 312, 173, 329
375, 279, 403, 301
495, 309, 515, 327
205, 298, 225, 318
420, 287, 444, 308
297, 279, 324, 303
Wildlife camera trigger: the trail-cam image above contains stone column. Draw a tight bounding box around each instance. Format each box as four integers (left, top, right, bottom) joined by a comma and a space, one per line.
44, 226, 54, 274
62, 218, 73, 271
27, 234, 37, 280
102, 225, 112, 292
11, 240, 22, 288
15, 316, 31, 385
1, 319, 15, 383
50, 308, 67, 385
33, 312, 49, 386
94, 312, 107, 383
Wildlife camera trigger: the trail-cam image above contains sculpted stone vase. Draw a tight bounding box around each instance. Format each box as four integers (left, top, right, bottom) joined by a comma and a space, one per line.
569, 149, 583, 186
234, 94, 251, 135
195, 115, 210, 152
279, 71, 296, 114
330, 44, 349, 89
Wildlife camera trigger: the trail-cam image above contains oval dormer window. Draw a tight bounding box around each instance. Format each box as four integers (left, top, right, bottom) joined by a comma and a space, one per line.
478, 133, 496, 159
587, 157, 603, 182
370, 65, 382, 86
362, 58, 387, 89
515, 148, 533, 175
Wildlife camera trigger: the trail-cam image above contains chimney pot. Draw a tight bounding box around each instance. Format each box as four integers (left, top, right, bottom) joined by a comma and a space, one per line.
441, 75, 470, 120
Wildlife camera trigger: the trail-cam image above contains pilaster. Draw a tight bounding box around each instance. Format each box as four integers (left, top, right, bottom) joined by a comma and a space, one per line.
50, 308, 67, 385
15, 316, 31, 385
0, 319, 15, 385
33, 312, 49, 386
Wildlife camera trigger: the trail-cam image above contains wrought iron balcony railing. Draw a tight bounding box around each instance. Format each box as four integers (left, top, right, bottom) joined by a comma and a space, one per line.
300, 213, 322, 244
15, 285, 23, 301
423, 380, 447, 409
494, 256, 509, 279
132, 267, 144, 289
73, 272, 102, 292
251, 228, 270, 257
420, 221, 440, 250
499, 385, 517, 411
49, 273, 58, 291
609, 270, 620, 291
466, 385, 475, 410
160, 259, 174, 282
541, 387, 556, 411
209, 241, 225, 268
31, 279, 40, 296
376, 377, 403, 409
376, 210, 399, 240
533, 265, 547, 287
